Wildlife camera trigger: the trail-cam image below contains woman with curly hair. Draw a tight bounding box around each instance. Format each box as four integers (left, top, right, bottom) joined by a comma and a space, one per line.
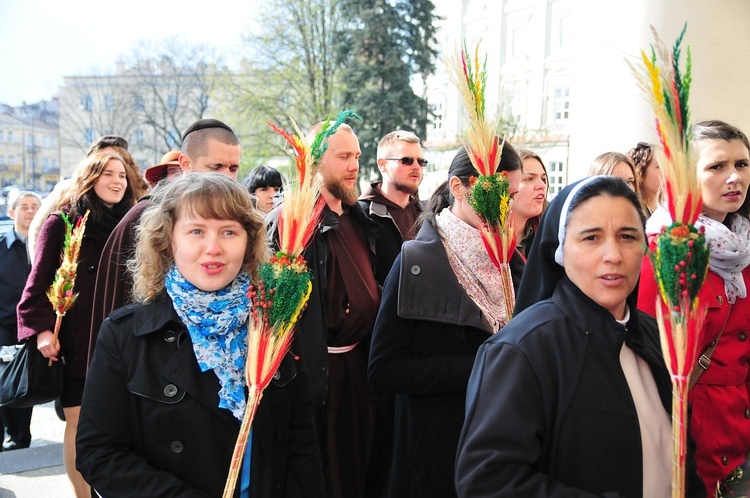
76, 173, 324, 497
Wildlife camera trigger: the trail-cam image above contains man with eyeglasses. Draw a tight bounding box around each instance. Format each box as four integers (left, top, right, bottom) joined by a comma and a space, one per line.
359, 130, 426, 285
357, 130, 426, 497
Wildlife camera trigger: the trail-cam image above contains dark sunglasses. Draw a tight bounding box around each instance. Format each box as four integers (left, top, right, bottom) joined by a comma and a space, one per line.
385, 156, 428, 167
636, 142, 653, 149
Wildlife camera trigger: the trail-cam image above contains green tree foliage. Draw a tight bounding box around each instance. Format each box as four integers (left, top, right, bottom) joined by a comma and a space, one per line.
337, 0, 439, 179
221, 0, 345, 176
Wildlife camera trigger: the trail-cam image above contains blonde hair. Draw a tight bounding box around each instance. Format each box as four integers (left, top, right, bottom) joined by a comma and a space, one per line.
588, 152, 638, 193
377, 130, 421, 159
129, 173, 267, 302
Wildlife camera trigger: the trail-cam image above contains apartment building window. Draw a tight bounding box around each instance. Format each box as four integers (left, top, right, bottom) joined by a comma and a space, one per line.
51, 158, 57, 170
0, 156, 5, 166
548, 161, 566, 195
85, 128, 95, 144
43, 136, 48, 147
509, 26, 528, 60
8, 132, 13, 143
553, 85, 570, 121
44, 158, 49, 171
558, 15, 573, 51
51, 137, 57, 147
104, 95, 114, 111
135, 129, 144, 146
0, 132, 4, 142
430, 101, 444, 130
9, 156, 15, 165
81, 94, 93, 112
134, 95, 145, 111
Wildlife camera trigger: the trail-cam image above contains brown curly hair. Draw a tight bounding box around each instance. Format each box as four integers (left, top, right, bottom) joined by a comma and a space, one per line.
129, 173, 267, 302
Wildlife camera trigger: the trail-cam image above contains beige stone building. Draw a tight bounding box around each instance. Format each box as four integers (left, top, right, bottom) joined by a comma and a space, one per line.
0, 101, 60, 192
58, 59, 219, 179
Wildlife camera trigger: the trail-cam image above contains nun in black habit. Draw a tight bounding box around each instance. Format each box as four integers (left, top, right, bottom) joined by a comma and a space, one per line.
454, 176, 704, 497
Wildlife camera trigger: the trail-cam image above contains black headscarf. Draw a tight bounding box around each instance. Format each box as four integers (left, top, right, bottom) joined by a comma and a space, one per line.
514, 176, 646, 318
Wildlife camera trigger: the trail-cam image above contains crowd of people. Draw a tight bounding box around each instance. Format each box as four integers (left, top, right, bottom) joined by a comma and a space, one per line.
1, 114, 749, 498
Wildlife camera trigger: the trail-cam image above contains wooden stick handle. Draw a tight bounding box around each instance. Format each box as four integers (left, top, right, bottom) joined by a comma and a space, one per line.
222, 387, 262, 498
48, 314, 63, 367
499, 264, 516, 322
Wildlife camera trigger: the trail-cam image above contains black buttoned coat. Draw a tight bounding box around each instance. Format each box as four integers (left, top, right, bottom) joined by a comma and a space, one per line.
368, 220, 494, 498
455, 278, 705, 497
76, 296, 325, 498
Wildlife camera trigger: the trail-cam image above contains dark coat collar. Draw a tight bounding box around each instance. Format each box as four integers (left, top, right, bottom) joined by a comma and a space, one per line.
397, 220, 493, 334
126, 295, 182, 337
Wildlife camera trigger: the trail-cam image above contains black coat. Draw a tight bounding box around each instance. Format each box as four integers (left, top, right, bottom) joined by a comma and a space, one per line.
455, 277, 705, 497
357, 190, 422, 286
368, 220, 493, 498
0, 230, 30, 346
76, 296, 325, 498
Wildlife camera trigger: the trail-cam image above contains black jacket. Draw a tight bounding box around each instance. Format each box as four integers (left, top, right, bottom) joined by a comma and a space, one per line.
266, 202, 380, 406
368, 220, 493, 498
455, 277, 705, 497
358, 183, 422, 285
0, 230, 29, 346
76, 296, 325, 498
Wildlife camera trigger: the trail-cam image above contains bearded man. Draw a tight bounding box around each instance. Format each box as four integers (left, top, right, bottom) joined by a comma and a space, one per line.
267, 122, 381, 498
358, 130, 426, 284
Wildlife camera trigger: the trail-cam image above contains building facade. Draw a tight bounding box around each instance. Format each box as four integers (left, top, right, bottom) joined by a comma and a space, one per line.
422, 0, 750, 196
58, 59, 219, 179
0, 100, 60, 192
423, 0, 573, 196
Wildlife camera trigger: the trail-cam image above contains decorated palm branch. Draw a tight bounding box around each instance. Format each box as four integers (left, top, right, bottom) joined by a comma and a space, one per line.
446, 42, 516, 320
719, 455, 750, 497
222, 110, 359, 497
629, 24, 709, 498
45, 210, 89, 367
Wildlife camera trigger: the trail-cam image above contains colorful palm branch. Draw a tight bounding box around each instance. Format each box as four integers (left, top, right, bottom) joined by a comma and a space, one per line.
630, 24, 709, 498
446, 41, 516, 320
223, 111, 358, 496
45, 210, 89, 367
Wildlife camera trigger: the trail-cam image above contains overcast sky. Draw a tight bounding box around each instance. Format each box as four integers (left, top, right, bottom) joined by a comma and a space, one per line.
0, 0, 259, 106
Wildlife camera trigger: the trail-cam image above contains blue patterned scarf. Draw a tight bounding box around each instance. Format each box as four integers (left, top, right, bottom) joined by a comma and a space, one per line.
165, 264, 250, 421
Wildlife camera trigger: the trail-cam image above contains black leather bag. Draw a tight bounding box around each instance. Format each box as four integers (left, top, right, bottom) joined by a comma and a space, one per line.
0, 336, 64, 408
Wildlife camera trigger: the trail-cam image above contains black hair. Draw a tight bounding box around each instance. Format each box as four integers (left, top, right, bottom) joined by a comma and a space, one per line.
419, 140, 522, 232
243, 166, 284, 193
566, 175, 646, 230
